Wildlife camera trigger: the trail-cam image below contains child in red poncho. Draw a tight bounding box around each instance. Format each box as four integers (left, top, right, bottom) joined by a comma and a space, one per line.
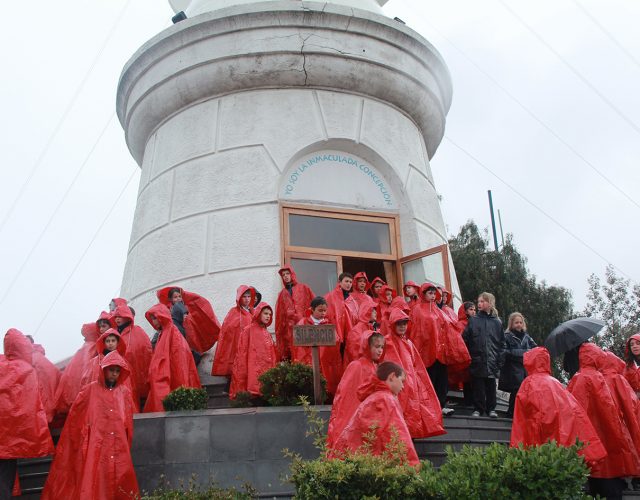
324, 275, 354, 394
332, 361, 419, 467
327, 331, 385, 450
402, 280, 419, 310
369, 277, 386, 302
624, 333, 640, 393
292, 296, 329, 365
42, 352, 139, 500
343, 302, 378, 367
275, 267, 314, 362
230, 303, 277, 400
344, 272, 376, 326
212, 285, 255, 376
28, 338, 61, 423
144, 304, 201, 413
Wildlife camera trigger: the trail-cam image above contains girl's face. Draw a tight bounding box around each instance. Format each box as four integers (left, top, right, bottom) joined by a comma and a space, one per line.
104, 335, 118, 351
370, 338, 384, 361
477, 297, 491, 313
466, 305, 477, 317
370, 308, 378, 322
395, 321, 408, 336
373, 282, 383, 295
311, 304, 328, 320
170, 291, 183, 304
259, 308, 272, 326
405, 285, 416, 296
424, 289, 436, 302
356, 278, 367, 292
149, 314, 161, 330
240, 292, 252, 308
97, 320, 110, 334
512, 317, 525, 332
385, 290, 393, 303
630, 339, 640, 356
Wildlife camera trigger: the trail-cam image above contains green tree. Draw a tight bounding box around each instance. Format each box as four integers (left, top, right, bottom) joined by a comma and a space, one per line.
583, 265, 640, 358
449, 221, 573, 346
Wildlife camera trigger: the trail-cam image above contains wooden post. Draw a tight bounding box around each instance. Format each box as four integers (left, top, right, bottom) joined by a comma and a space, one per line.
293, 324, 337, 405
311, 346, 322, 405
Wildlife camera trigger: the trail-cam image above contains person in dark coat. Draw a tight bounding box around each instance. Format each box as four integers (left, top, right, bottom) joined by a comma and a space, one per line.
462, 292, 504, 418
499, 312, 537, 417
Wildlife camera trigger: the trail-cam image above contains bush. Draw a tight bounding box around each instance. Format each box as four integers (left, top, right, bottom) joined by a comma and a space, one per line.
162, 386, 208, 411
259, 361, 326, 406
229, 391, 253, 408
141, 474, 255, 499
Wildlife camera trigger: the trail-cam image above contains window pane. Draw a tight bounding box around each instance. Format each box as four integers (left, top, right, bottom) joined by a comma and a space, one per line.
290, 258, 338, 297
402, 253, 445, 288
289, 214, 391, 254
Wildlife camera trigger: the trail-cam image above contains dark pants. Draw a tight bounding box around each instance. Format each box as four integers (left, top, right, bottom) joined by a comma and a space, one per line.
588, 477, 625, 499
0, 459, 17, 500
472, 377, 497, 415
507, 382, 522, 417
427, 360, 449, 408
463, 381, 473, 407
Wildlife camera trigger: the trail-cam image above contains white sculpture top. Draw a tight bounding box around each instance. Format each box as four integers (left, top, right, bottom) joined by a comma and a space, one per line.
169, 0, 388, 17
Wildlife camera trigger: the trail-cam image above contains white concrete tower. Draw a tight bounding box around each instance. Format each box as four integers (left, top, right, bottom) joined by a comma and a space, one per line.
116, 0, 458, 326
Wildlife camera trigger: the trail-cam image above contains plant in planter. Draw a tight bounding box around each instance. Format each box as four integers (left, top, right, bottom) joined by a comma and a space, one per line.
162, 386, 208, 412
259, 361, 326, 406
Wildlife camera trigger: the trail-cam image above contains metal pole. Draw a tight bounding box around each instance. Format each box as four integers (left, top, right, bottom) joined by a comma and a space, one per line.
498, 209, 505, 247
487, 190, 499, 251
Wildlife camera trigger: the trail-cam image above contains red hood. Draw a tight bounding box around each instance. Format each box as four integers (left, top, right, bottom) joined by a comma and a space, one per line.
112, 304, 134, 325
157, 286, 184, 308
388, 308, 410, 327
357, 301, 377, 324
419, 282, 437, 303
523, 347, 552, 375
360, 330, 385, 363
601, 351, 625, 375
81, 322, 100, 342
353, 272, 370, 292
4, 329, 33, 363
578, 342, 603, 370
145, 303, 173, 330
369, 277, 386, 297
252, 302, 273, 327
403, 280, 419, 296
389, 296, 410, 314
95, 329, 127, 357
99, 351, 131, 386
109, 297, 128, 312
96, 310, 112, 324
625, 333, 640, 361
357, 377, 391, 402
457, 304, 468, 321
235, 285, 256, 308
278, 266, 299, 287
435, 288, 453, 306
378, 285, 397, 304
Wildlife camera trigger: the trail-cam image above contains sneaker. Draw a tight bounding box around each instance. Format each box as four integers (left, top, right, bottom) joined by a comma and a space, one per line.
488, 411, 498, 418
471, 410, 481, 417
442, 407, 455, 417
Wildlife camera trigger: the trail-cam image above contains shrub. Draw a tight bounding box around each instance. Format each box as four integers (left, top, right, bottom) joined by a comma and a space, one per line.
141, 474, 255, 499
229, 391, 253, 408
259, 361, 326, 406
162, 386, 208, 412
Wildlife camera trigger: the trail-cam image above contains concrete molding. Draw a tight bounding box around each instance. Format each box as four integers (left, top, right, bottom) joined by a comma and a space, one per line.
117, 1, 452, 164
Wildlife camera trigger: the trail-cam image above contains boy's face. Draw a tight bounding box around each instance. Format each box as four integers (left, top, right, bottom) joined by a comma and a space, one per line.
373, 282, 383, 295
259, 308, 272, 326
114, 316, 126, 326
149, 314, 161, 330
395, 321, 408, 336
356, 278, 367, 292
370, 308, 377, 322
311, 304, 328, 320
240, 291, 252, 308
104, 335, 118, 352
466, 304, 477, 317
281, 270, 292, 284
339, 277, 353, 292
385, 290, 393, 303
97, 320, 110, 334
370, 338, 384, 361
105, 366, 121, 384
387, 372, 405, 396
170, 291, 183, 304
423, 289, 436, 302
405, 285, 416, 296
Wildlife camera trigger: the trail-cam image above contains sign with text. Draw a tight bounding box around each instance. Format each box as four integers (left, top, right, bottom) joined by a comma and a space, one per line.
293, 324, 336, 347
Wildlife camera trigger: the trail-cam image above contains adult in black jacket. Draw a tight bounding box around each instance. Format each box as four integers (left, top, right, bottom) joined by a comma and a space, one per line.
462, 292, 504, 418
498, 312, 537, 417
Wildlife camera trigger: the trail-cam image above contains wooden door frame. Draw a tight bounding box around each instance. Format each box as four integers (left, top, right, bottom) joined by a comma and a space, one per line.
397, 243, 452, 292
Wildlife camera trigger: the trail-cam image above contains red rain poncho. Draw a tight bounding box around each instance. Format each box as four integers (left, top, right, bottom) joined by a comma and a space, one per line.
111, 305, 152, 400
624, 333, 640, 392
291, 310, 329, 366
42, 352, 139, 500
402, 280, 420, 311
327, 330, 383, 450
369, 277, 386, 302
274, 266, 314, 361
343, 302, 377, 367
333, 377, 419, 467
229, 303, 277, 399
80, 330, 138, 412
53, 322, 100, 417
324, 284, 353, 394
156, 286, 221, 352
448, 304, 472, 389
212, 285, 255, 376
344, 272, 376, 326
510, 347, 606, 467
384, 310, 445, 438
376, 285, 397, 324
143, 304, 201, 413
600, 352, 640, 454
436, 288, 458, 324
31, 343, 61, 423
567, 343, 640, 478
0, 329, 54, 459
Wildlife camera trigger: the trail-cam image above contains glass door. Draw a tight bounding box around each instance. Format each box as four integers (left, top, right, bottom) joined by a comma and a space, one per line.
285, 252, 341, 297
397, 244, 452, 291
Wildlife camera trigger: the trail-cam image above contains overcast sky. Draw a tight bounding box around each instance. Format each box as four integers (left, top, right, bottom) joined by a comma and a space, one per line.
1, 0, 638, 362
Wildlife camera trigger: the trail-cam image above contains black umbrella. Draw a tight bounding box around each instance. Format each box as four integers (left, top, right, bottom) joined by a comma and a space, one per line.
544, 317, 605, 357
